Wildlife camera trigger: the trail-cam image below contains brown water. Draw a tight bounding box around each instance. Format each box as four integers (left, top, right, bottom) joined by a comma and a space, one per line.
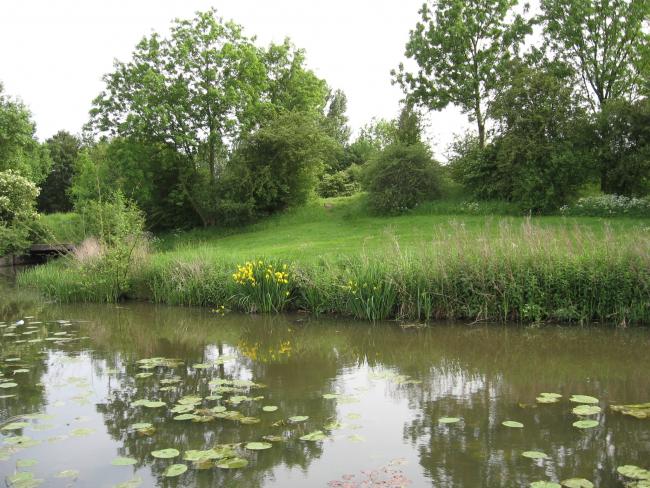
1, 288, 649, 487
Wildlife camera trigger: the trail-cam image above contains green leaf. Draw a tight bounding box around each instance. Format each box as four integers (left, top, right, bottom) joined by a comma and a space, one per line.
300, 430, 327, 441
111, 457, 138, 466
151, 448, 180, 459
617, 465, 650, 480
569, 395, 599, 404
522, 451, 549, 459
16, 459, 37, 468
245, 442, 272, 450
1, 421, 29, 430
438, 417, 460, 424
530, 482, 561, 488
561, 479, 594, 488
173, 414, 199, 421
572, 420, 599, 429
288, 415, 309, 423
502, 420, 524, 428
262, 405, 278, 412
55, 470, 79, 478
216, 457, 249, 469
572, 405, 601, 416
163, 464, 187, 477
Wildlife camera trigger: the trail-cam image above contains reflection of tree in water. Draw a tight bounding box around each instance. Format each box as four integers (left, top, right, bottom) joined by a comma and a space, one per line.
80, 307, 339, 487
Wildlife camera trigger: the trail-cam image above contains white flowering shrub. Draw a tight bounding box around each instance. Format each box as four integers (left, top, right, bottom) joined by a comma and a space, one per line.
560, 195, 650, 217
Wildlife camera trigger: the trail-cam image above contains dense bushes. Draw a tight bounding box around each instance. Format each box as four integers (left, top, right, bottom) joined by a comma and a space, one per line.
0, 170, 40, 255
364, 142, 442, 214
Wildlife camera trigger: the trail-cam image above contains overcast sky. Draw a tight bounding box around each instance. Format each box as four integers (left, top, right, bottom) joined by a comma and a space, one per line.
0, 0, 469, 158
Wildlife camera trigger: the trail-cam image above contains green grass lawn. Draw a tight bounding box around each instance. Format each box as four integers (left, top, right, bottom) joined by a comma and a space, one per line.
154, 195, 649, 263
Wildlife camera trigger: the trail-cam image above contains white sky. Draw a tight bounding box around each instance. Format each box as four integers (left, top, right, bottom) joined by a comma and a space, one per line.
0, 0, 469, 158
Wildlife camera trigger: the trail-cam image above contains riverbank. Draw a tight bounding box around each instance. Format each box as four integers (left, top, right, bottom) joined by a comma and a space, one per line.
17, 199, 650, 325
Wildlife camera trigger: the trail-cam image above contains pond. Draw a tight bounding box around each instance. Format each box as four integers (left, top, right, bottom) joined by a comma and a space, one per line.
1, 285, 649, 487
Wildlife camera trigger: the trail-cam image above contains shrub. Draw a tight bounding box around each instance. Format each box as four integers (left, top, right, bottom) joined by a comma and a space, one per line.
232, 260, 292, 313
560, 195, 650, 217
0, 169, 40, 255
317, 165, 361, 197
363, 142, 442, 215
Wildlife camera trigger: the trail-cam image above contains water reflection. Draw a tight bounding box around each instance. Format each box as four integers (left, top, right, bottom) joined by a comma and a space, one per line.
0, 294, 649, 487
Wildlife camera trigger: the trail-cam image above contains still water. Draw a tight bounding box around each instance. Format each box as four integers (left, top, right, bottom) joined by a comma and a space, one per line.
0, 288, 649, 487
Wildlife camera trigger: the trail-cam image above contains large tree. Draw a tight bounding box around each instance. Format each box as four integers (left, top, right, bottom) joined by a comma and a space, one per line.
0, 82, 50, 184
38, 131, 80, 213
393, 0, 531, 147
88, 10, 328, 226
541, 0, 650, 110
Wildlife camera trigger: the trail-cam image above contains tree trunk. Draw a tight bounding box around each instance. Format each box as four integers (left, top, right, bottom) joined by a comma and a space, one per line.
477, 116, 486, 149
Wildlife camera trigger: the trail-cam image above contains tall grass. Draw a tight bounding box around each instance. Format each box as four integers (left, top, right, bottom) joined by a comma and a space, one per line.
18, 218, 650, 325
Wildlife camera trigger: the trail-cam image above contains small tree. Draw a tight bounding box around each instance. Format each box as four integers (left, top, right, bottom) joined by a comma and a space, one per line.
0, 170, 40, 255
364, 142, 442, 215
38, 131, 80, 213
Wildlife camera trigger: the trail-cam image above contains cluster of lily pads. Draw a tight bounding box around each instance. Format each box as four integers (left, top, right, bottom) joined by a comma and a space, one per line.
436, 391, 649, 488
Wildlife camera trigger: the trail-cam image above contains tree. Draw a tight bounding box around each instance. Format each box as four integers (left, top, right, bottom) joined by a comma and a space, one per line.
324, 89, 351, 146
0, 170, 40, 255
541, 0, 650, 110
393, 0, 531, 147
38, 131, 80, 213
222, 112, 337, 219
0, 82, 50, 183
592, 98, 650, 196
490, 66, 592, 211
88, 10, 329, 227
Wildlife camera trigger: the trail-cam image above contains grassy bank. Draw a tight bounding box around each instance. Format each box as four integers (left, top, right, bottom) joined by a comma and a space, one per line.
19, 197, 650, 325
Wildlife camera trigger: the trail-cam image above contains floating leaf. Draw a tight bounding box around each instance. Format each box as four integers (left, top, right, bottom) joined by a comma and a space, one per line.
262, 435, 284, 442
171, 404, 194, 414
174, 414, 199, 421
561, 479, 594, 488
2, 421, 29, 431
569, 395, 599, 405
135, 373, 153, 379
142, 401, 165, 408
540, 393, 562, 399
55, 470, 79, 478
289, 416, 309, 423
502, 421, 524, 428
617, 465, 650, 480
216, 457, 248, 469
211, 406, 227, 413
71, 427, 95, 437
239, 416, 261, 425
522, 451, 549, 460
151, 448, 180, 459
0, 382, 18, 388
16, 459, 37, 468
530, 482, 561, 488
611, 403, 650, 420
131, 423, 152, 430
112, 457, 138, 466
572, 405, 601, 416
322, 394, 339, 399
245, 442, 272, 450
262, 406, 278, 412
324, 421, 346, 430
572, 420, 599, 429
113, 476, 142, 488
163, 464, 187, 477
300, 430, 327, 441
438, 417, 460, 424
537, 396, 560, 404
346, 413, 361, 420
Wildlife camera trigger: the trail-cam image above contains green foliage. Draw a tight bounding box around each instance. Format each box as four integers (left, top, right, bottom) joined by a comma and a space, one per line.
323, 89, 351, 146
541, 0, 650, 108
37, 131, 80, 213
88, 10, 329, 227
394, 0, 531, 146
0, 169, 40, 255
224, 111, 338, 217
560, 195, 650, 218
364, 142, 442, 215
0, 83, 50, 183
592, 98, 650, 196
77, 192, 145, 247
232, 260, 292, 312
317, 165, 361, 198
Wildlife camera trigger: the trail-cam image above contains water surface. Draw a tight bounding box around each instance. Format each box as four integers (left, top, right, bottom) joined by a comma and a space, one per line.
1, 290, 649, 487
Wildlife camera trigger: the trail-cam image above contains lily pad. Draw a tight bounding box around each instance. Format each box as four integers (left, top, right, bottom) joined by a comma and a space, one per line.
262, 406, 278, 412
174, 414, 200, 421
111, 457, 138, 466
530, 482, 561, 488
239, 416, 260, 425
300, 430, 327, 441
131, 423, 153, 430
438, 417, 461, 424
502, 420, 524, 428
262, 435, 284, 442
569, 395, 599, 405
163, 464, 187, 477
522, 451, 549, 460
55, 470, 79, 478
113, 476, 142, 488
135, 373, 153, 379
70, 427, 95, 437
216, 457, 248, 469
151, 448, 180, 459
561, 479, 594, 488
572, 405, 601, 416
171, 404, 194, 414
572, 420, 599, 429
537, 396, 560, 404
288, 415, 309, 423
245, 442, 272, 450
322, 394, 339, 399
2, 421, 29, 431
211, 406, 227, 413
611, 402, 650, 420
617, 465, 650, 480
0, 382, 18, 388
16, 459, 37, 468
142, 401, 166, 408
